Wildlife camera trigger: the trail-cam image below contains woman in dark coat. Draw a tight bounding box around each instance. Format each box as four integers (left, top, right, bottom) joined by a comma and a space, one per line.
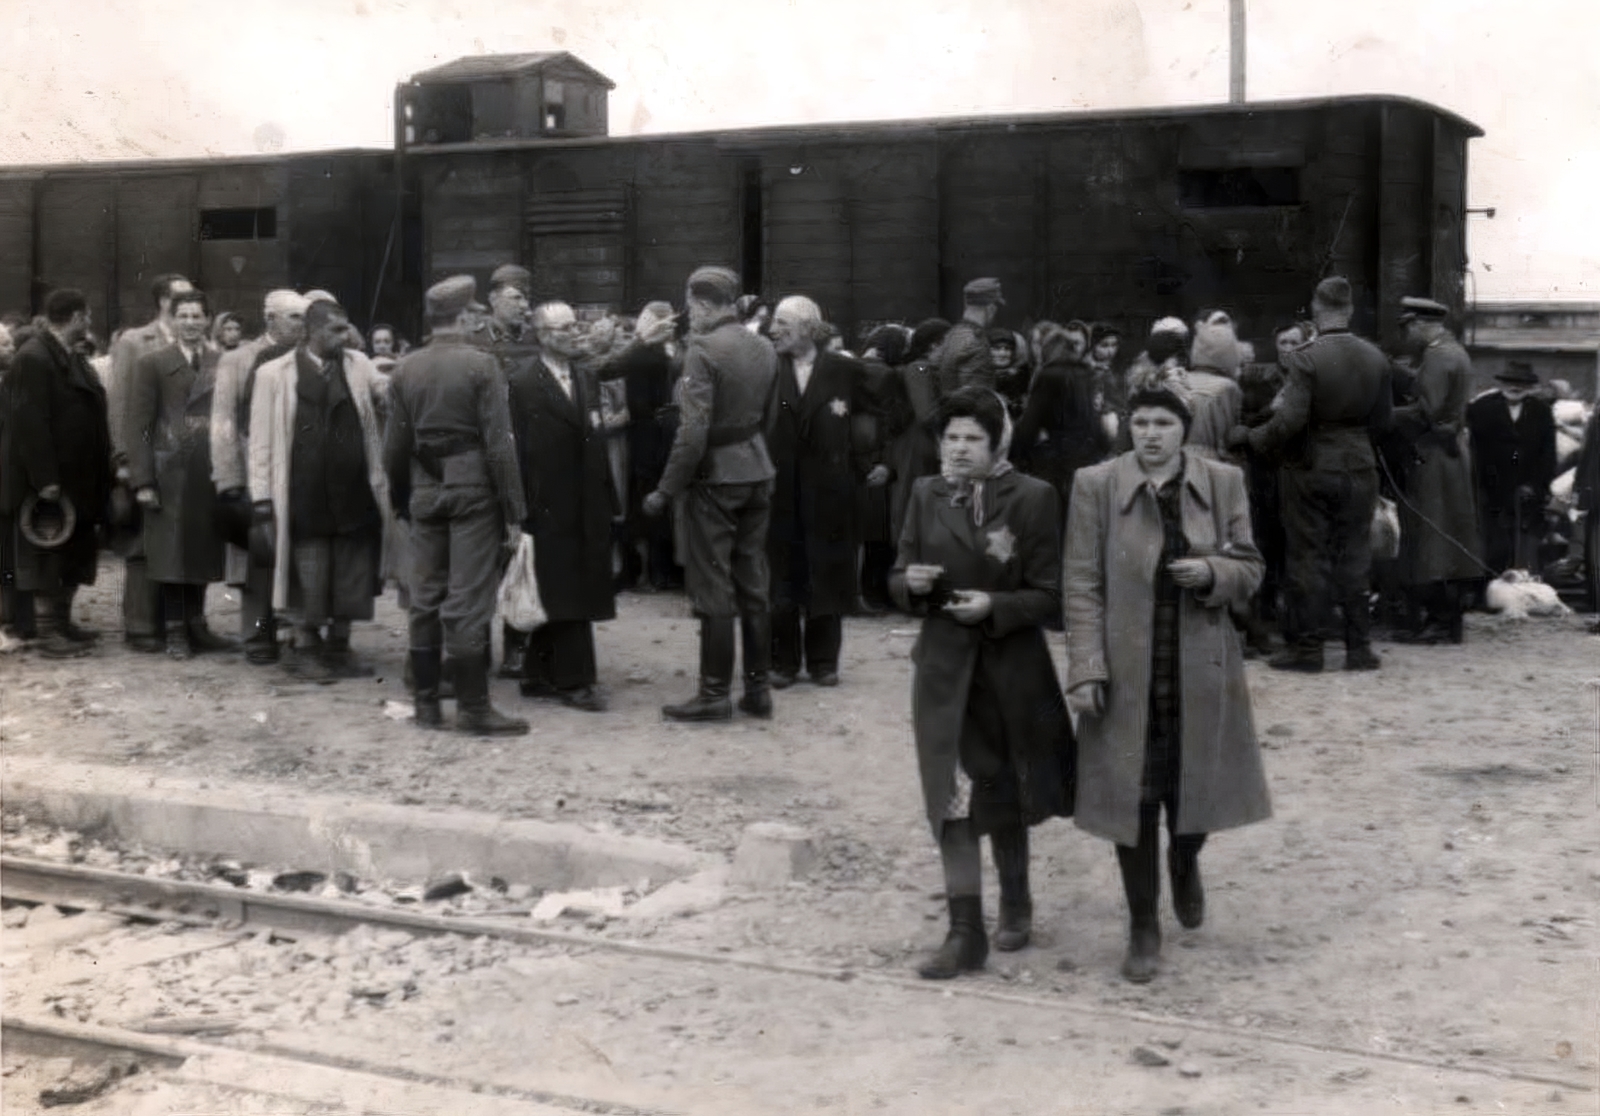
885, 319, 948, 553
890, 387, 1075, 980
1064, 384, 1270, 983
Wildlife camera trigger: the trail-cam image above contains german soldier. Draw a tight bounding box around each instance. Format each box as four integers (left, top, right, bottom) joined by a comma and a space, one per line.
384, 277, 528, 735
1232, 277, 1391, 671
644, 266, 779, 722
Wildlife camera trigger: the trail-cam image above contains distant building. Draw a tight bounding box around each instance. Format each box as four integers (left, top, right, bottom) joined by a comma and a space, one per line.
1467, 302, 1599, 400
397, 52, 615, 147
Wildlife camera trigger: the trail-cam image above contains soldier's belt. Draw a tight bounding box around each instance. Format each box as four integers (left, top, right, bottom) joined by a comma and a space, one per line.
705, 423, 760, 447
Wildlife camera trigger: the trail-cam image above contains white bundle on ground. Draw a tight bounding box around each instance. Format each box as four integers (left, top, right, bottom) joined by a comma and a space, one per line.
1484, 569, 1572, 619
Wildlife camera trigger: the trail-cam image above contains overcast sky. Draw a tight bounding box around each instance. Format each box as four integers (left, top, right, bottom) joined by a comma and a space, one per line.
4, 0, 1594, 301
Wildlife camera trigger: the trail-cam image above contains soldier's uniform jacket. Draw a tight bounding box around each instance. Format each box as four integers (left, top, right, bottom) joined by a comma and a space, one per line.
1247, 328, 1392, 472
655, 315, 778, 497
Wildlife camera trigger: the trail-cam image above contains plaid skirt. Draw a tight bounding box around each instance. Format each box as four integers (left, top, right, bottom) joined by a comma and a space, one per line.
1142, 476, 1186, 805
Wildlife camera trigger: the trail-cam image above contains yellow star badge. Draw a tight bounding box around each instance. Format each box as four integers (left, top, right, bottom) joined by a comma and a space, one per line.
829, 397, 849, 417
985, 525, 1017, 563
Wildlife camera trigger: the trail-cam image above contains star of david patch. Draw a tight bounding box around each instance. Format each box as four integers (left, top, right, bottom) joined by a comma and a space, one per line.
829, 397, 849, 417
985, 525, 1017, 563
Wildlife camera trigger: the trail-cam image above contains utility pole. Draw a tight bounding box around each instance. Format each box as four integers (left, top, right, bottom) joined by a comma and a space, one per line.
1229, 0, 1247, 104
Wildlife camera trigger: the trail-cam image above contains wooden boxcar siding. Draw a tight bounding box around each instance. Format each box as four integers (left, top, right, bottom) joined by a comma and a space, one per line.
35, 179, 117, 334
0, 179, 38, 316
195, 163, 290, 328
631, 140, 740, 303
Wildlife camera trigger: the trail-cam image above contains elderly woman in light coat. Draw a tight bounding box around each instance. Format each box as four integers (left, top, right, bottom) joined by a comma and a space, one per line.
1064, 382, 1270, 983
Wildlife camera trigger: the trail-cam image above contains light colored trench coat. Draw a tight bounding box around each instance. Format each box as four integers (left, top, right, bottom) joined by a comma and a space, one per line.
1064, 451, 1271, 846
247, 348, 393, 611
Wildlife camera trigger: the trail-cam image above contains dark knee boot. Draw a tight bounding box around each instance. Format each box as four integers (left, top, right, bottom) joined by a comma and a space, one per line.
1115, 811, 1162, 983
453, 656, 529, 736
410, 648, 444, 729
737, 612, 773, 719
1168, 833, 1207, 929
991, 827, 1032, 951
37, 592, 90, 659
918, 895, 988, 979
663, 617, 734, 722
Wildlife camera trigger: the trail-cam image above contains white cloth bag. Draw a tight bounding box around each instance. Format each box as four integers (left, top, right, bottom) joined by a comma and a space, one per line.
497, 532, 548, 632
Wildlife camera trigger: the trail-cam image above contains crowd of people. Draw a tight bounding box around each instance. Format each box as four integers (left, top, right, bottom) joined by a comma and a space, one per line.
2, 262, 1598, 986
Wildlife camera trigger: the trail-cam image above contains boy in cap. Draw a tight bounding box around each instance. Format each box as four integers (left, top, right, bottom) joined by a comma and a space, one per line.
1233, 276, 1392, 671
1465, 361, 1556, 575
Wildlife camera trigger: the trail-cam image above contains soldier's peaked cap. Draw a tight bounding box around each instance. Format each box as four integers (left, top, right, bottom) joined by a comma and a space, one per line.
1398, 296, 1449, 322
489, 264, 532, 292
426, 275, 486, 318
963, 277, 1005, 306
686, 266, 741, 303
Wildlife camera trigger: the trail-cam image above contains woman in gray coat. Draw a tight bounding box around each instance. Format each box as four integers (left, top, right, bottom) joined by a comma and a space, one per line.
1064, 383, 1270, 983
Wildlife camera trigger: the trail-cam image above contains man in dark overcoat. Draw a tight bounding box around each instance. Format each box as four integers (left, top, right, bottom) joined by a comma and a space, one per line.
1391, 297, 1483, 643
1232, 277, 1391, 672
481, 263, 537, 679
1465, 361, 1556, 575
766, 295, 882, 686
109, 273, 192, 651
0, 289, 112, 657
507, 300, 616, 712
644, 266, 780, 722
609, 301, 682, 591
126, 289, 229, 659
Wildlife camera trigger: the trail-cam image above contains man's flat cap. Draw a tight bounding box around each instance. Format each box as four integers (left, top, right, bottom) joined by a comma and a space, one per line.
425, 275, 486, 318
686, 266, 741, 303
490, 264, 532, 293
1313, 276, 1353, 310
963, 277, 1005, 307
1397, 296, 1450, 322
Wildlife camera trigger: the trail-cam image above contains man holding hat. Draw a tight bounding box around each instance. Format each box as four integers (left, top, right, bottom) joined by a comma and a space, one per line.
937, 278, 1005, 397
1391, 296, 1482, 643
644, 265, 779, 722
0, 289, 113, 658
385, 277, 528, 734
1232, 276, 1391, 671
212, 289, 309, 663
249, 297, 391, 679
1466, 361, 1556, 575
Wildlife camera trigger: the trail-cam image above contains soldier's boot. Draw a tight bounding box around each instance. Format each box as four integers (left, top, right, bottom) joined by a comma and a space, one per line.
36, 597, 91, 660
1116, 815, 1162, 984
454, 657, 529, 736
662, 617, 734, 722
410, 649, 444, 729
737, 612, 773, 719
991, 827, 1033, 952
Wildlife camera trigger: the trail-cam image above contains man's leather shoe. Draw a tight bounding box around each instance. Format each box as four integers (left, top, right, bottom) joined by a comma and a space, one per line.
811, 669, 840, 687
1343, 646, 1382, 671
1267, 650, 1323, 673
770, 671, 797, 691
558, 685, 607, 713
127, 635, 165, 654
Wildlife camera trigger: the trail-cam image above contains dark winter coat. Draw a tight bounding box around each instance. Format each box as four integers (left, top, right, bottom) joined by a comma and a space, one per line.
606, 341, 677, 517
1391, 336, 1482, 583
1, 331, 112, 522
886, 360, 941, 543
1465, 391, 1556, 512
852, 357, 896, 546
1012, 357, 1108, 508
767, 349, 874, 615
1065, 452, 1271, 846
127, 343, 224, 585
507, 355, 617, 623
890, 470, 1074, 837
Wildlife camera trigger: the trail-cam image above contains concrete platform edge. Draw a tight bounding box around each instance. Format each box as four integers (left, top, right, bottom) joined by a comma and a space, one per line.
1, 758, 712, 891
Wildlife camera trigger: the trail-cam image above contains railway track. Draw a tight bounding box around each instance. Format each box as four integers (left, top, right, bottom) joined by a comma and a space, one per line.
3, 850, 1592, 1113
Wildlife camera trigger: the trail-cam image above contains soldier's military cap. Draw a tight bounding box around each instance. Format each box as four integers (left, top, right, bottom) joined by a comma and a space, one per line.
489, 264, 532, 293
686, 265, 741, 304
962, 277, 1005, 307
425, 275, 487, 318
1397, 296, 1449, 322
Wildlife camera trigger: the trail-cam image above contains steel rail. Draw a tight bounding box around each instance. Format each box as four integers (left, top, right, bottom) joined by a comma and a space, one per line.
4, 854, 1591, 1094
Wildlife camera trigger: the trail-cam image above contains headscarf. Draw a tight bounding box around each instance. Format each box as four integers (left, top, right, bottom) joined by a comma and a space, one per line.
939, 390, 1015, 527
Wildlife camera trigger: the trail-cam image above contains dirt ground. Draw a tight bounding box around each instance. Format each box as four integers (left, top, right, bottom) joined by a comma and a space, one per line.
1, 558, 1597, 1113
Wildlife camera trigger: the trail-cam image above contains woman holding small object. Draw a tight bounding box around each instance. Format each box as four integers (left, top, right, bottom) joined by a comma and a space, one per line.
891, 386, 1075, 980
1063, 382, 1271, 983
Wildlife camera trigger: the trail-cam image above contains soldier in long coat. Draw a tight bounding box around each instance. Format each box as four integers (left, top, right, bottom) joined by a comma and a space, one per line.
766, 296, 881, 686
507, 301, 617, 712
1465, 361, 1557, 575
891, 387, 1074, 981
0, 290, 112, 656
126, 290, 229, 659
1065, 384, 1270, 984
1390, 298, 1483, 643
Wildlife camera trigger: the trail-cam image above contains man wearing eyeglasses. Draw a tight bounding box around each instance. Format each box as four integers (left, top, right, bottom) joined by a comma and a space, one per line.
505, 302, 617, 712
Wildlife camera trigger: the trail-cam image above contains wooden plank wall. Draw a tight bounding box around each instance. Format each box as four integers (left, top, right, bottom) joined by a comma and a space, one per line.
195, 163, 289, 328
631, 140, 740, 304
0, 179, 34, 316
939, 133, 1046, 325
287, 154, 374, 318
1431, 117, 1468, 317
762, 150, 853, 327
114, 175, 198, 330
1376, 103, 1434, 344
34, 179, 116, 335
